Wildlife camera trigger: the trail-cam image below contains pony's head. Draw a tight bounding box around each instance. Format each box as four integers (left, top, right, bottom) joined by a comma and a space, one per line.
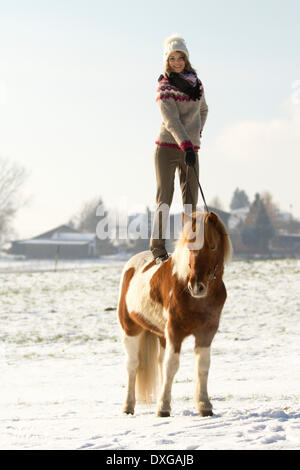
173, 211, 232, 298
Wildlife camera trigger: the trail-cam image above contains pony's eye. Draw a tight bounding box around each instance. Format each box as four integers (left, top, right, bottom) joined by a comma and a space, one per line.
210, 245, 216, 251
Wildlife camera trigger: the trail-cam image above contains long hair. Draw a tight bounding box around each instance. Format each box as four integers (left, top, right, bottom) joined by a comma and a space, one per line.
165, 51, 197, 76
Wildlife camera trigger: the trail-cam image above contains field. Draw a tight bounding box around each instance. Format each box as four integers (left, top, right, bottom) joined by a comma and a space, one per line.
0, 256, 299, 450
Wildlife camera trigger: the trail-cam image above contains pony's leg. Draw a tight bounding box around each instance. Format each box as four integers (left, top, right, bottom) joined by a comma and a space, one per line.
122, 333, 141, 414
157, 340, 166, 392
157, 339, 180, 417
194, 346, 213, 416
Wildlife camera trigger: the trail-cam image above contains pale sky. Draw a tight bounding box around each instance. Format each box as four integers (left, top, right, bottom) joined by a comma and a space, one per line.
0, 0, 299, 239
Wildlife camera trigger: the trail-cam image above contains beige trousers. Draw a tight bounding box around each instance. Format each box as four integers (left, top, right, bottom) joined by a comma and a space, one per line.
150, 145, 199, 258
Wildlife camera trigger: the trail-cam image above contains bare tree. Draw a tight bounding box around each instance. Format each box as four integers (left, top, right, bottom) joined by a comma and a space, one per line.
69, 196, 105, 233
68, 196, 115, 255
260, 191, 300, 233
209, 196, 224, 211
0, 157, 27, 244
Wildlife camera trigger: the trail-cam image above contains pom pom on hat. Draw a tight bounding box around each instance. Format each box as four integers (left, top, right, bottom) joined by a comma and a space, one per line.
163, 34, 189, 60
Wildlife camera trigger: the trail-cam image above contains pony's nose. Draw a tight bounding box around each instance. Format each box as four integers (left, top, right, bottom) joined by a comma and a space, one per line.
196, 283, 205, 294
188, 281, 206, 297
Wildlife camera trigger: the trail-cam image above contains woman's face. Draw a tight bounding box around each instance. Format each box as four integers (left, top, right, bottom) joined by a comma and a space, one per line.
168, 51, 185, 73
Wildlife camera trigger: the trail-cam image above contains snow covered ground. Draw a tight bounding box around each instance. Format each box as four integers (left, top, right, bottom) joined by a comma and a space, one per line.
0, 256, 299, 450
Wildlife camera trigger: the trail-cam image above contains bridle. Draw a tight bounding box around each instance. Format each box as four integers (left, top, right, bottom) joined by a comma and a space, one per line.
210, 264, 218, 281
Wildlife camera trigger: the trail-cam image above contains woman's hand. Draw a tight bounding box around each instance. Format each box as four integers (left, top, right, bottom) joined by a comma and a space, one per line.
185, 148, 196, 167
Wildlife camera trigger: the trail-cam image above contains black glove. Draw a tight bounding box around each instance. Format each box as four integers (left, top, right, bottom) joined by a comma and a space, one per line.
185, 148, 196, 167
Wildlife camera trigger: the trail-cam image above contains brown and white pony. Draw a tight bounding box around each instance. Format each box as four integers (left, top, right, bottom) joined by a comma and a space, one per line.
117, 211, 232, 417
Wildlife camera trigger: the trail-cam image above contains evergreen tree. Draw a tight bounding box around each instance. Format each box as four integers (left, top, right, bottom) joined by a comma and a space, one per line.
255, 201, 275, 252
230, 188, 250, 210
245, 193, 260, 226
241, 193, 275, 253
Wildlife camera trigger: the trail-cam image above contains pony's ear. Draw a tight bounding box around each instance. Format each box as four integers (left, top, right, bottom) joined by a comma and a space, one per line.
207, 211, 218, 225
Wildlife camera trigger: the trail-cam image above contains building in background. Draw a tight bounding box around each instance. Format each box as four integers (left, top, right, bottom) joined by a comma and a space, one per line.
9, 225, 96, 259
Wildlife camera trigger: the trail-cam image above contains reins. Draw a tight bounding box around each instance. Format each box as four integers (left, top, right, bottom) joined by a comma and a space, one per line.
192, 165, 209, 213
184, 163, 209, 213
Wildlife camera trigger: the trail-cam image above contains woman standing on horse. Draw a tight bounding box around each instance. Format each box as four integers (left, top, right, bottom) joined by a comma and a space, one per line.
150, 35, 208, 264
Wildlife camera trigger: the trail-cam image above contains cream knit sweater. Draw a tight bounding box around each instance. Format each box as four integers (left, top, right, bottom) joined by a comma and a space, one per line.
155, 76, 208, 151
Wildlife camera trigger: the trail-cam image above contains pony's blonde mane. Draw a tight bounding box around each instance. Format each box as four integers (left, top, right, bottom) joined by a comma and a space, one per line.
208, 211, 232, 264
176, 211, 204, 247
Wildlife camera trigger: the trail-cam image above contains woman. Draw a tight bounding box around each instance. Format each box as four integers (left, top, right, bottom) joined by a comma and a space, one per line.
150, 34, 209, 263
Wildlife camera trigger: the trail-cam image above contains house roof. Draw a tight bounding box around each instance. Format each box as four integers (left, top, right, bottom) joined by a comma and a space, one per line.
16, 239, 92, 246
12, 224, 96, 246
33, 224, 79, 239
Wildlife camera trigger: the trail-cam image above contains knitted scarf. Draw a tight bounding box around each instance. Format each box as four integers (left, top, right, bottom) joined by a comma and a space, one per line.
158, 70, 202, 101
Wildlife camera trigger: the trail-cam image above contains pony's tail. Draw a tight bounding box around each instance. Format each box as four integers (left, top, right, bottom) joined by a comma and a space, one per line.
136, 330, 158, 404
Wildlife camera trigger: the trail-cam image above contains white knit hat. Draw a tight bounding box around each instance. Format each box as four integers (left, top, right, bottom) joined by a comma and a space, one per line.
163, 34, 189, 61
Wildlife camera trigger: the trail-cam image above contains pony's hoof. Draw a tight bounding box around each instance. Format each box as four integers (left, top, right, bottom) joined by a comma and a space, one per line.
197, 400, 213, 417
199, 409, 213, 417
157, 410, 170, 417
123, 406, 134, 415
